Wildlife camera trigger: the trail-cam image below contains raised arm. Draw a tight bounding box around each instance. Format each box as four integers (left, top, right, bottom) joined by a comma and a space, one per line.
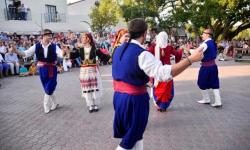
138, 49, 203, 81
14, 44, 36, 58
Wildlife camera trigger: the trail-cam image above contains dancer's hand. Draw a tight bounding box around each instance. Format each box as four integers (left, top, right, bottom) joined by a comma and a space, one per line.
180, 44, 190, 55
188, 49, 203, 62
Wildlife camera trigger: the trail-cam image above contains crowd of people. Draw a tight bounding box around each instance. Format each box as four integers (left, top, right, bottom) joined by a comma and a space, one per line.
0, 29, 249, 80
0, 30, 113, 78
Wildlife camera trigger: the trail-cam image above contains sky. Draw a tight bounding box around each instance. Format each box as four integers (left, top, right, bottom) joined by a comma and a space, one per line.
67, 0, 81, 4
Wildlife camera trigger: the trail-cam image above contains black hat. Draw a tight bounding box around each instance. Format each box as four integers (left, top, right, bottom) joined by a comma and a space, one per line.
42, 29, 53, 36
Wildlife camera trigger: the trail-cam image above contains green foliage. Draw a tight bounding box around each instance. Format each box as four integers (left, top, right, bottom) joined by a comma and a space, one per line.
173, 0, 250, 40
234, 29, 250, 40
89, 0, 249, 40
119, 0, 174, 29
89, 0, 121, 32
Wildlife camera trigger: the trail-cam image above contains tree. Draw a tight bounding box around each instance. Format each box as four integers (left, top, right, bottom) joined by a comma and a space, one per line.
89, 0, 121, 33
173, 0, 250, 40
119, 0, 177, 29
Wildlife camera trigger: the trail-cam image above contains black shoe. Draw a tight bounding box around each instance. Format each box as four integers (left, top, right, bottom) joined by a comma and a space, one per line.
88, 106, 94, 113
157, 108, 166, 112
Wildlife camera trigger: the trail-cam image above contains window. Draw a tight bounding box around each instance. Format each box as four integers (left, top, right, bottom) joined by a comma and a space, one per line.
45, 5, 57, 22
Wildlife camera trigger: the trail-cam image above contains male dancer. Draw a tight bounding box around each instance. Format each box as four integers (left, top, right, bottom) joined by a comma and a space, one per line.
112, 18, 203, 150
190, 28, 222, 107
15, 29, 64, 113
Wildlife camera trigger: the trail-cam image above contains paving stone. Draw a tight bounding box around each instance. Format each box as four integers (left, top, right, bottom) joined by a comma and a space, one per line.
0, 62, 250, 150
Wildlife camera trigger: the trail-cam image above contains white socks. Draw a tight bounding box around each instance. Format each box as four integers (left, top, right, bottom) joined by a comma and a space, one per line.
197, 90, 211, 104
211, 89, 222, 107
116, 140, 143, 150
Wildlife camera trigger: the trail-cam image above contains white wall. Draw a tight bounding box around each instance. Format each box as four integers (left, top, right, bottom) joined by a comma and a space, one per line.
67, 0, 96, 32
0, 0, 73, 34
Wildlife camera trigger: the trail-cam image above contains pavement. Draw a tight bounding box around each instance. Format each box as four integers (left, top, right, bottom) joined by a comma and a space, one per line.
0, 60, 250, 150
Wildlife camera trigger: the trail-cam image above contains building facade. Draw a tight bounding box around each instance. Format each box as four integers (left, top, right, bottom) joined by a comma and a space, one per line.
0, 0, 91, 34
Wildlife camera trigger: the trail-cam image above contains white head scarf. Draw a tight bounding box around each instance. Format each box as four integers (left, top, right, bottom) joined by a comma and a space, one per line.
155, 31, 168, 60
154, 31, 168, 87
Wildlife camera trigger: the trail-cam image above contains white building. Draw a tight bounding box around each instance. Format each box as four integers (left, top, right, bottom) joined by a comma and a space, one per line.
67, 0, 96, 32
0, 0, 91, 34
0, 0, 126, 34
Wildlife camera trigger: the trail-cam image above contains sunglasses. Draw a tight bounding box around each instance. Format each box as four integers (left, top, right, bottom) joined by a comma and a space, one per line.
203, 32, 212, 35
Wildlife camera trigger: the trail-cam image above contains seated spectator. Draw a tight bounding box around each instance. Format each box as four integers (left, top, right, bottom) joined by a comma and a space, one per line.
5, 44, 20, 75
19, 62, 29, 77
29, 62, 37, 76
0, 63, 3, 78
0, 40, 6, 56
0, 54, 10, 76
17, 41, 26, 52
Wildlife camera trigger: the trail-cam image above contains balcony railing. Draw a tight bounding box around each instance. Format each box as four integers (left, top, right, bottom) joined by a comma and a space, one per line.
4, 7, 32, 21
44, 13, 66, 23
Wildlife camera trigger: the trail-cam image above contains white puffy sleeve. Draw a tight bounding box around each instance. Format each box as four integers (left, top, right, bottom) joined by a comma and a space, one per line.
138, 51, 172, 82
24, 44, 36, 58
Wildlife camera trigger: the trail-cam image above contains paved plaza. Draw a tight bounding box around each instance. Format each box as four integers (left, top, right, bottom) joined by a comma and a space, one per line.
0, 60, 250, 150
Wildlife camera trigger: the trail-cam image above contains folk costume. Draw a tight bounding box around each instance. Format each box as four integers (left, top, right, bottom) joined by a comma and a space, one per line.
79, 33, 102, 113
148, 32, 182, 111
24, 41, 63, 113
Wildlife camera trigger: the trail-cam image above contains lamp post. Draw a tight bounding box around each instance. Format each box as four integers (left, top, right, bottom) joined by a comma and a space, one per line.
4, 0, 8, 20
81, 21, 91, 32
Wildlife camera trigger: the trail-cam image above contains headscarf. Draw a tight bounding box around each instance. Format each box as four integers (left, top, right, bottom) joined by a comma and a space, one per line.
113, 29, 128, 48
155, 31, 168, 60
154, 31, 168, 87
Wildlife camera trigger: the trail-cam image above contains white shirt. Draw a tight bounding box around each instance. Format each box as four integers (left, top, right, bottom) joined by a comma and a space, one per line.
190, 38, 211, 54
131, 39, 172, 83
24, 42, 63, 58
0, 46, 6, 54
0, 54, 4, 62
84, 47, 91, 60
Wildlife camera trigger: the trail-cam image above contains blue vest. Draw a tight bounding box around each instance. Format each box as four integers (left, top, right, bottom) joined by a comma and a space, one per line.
202, 40, 217, 62
112, 42, 149, 86
35, 43, 57, 63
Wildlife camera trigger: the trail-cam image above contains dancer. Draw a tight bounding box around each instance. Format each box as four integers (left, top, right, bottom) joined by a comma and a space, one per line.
15, 29, 63, 113
189, 28, 222, 107
148, 31, 182, 112
112, 18, 203, 150
112, 28, 129, 57
78, 33, 102, 113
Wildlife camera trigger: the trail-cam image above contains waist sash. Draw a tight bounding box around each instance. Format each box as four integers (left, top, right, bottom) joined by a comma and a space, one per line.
37, 61, 56, 78
201, 59, 216, 67
113, 80, 147, 95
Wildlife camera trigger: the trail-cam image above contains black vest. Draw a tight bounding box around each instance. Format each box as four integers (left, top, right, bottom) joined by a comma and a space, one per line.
35, 43, 57, 63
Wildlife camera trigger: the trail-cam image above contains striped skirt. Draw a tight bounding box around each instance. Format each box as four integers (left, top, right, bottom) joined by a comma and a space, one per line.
79, 66, 102, 98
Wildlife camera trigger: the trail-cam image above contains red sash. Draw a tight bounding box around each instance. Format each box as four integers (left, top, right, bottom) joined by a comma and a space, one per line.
113, 80, 147, 95
201, 59, 216, 67
37, 61, 56, 78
